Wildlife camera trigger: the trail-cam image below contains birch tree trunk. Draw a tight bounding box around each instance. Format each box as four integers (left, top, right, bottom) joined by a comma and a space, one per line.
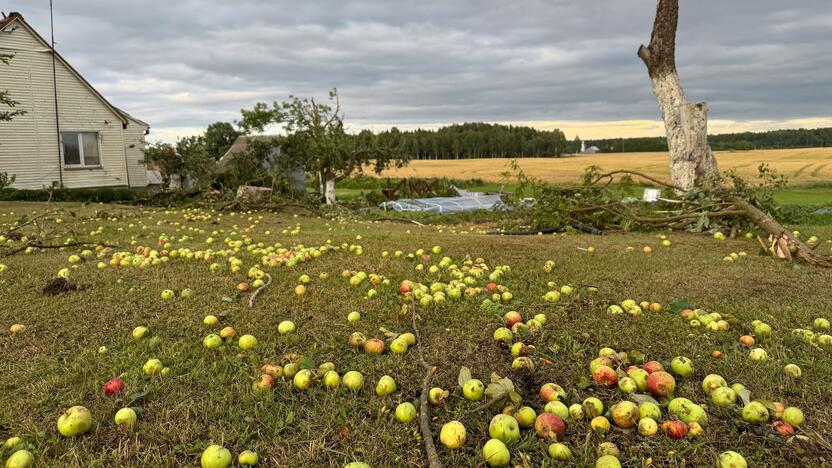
323, 172, 337, 205
638, 0, 718, 191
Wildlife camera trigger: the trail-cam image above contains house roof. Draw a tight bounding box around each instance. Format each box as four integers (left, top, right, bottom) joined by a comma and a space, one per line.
1, 11, 147, 130
217, 135, 280, 170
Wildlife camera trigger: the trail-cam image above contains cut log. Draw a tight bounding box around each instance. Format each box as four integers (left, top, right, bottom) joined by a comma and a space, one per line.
235, 186, 273, 205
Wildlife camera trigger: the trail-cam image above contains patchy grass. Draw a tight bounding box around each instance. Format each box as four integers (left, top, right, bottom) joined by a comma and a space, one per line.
1, 202, 832, 467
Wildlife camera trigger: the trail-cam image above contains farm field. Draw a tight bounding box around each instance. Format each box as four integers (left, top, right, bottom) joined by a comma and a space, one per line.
376, 148, 832, 201
1, 202, 832, 467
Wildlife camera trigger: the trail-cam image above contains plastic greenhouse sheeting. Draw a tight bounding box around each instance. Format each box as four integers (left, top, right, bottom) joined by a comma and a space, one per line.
379, 195, 507, 214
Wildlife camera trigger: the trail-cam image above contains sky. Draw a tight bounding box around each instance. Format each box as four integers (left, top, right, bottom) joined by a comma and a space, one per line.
4, 1, 831, 142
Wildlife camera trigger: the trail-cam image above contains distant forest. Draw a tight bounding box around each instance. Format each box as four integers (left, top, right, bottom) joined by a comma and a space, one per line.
373, 123, 832, 160
591, 127, 832, 153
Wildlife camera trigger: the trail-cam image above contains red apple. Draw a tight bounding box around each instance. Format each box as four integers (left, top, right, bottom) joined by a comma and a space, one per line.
592, 365, 618, 388
534, 413, 566, 440
646, 371, 676, 398
643, 361, 664, 374
364, 338, 385, 355
399, 281, 412, 293
662, 420, 688, 439
503, 311, 522, 328
103, 377, 125, 396
486, 283, 498, 292
773, 421, 795, 437
539, 383, 566, 403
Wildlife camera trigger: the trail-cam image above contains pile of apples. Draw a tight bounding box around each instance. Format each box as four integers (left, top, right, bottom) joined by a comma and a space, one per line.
607, 299, 663, 316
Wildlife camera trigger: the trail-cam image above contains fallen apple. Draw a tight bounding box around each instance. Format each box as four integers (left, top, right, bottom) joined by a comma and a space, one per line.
596, 455, 622, 468
238, 450, 259, 466
277, 320, 296, 335
535, 413, 566, 440
592, 365, 618, 388
376, 375, 397, 396
343, 371, 364, 392
717, 451, 747, 468
143, 358, 164, 376
543, 401, 569, 420
702, 374, 727, 394
539, 383, 566, 402
323, 370, 340, 388
463, 379, 485, 401
741, 401, 769, 423
103, 377, 125, 396
132, 326, 149, 339
57, 405, 93, 437
395, 402, 417, 423
238, 334, 258, 350
711, 387, 737, 407
513, 406, 536, 428
201, 444, 232, 468
4, 450, 34, 468
646, 371, 676, 398
583, 397, 604, 418
488, 414, 520, 444
114, 407, 137, 429
482, 438, 510, 467
669, 356, 694, 377
661, 420, 688, 439
782, 407, 804, 427
590, 416, 610, 434
638, 417, 658, 436
429, 387, 448, 405
439, 421, 467, 449
203, 334, 222, 349
611, 401, 639, 429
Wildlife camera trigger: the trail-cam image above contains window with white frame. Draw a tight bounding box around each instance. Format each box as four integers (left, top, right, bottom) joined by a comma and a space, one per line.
61, 132, 101, 167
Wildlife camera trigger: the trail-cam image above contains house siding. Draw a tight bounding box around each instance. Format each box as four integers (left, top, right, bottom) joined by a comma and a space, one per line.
0, 17, 148, 189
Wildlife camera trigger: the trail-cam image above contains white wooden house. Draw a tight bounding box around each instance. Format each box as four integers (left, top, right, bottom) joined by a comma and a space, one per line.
0, 12, 150, 189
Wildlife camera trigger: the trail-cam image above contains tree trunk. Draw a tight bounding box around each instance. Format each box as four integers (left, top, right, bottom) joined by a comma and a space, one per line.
639, 0, 718, 190
324, 176, 336, 205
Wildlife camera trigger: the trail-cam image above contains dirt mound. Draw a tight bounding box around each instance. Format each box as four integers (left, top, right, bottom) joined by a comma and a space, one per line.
42, 277, 83, 296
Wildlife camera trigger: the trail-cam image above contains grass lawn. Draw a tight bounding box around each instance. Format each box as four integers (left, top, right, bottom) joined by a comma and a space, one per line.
2, 202, 832, 467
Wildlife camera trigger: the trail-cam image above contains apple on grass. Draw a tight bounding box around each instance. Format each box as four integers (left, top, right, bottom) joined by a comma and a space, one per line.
395, 402, 417, 423
4, 450, 34, 468
238, 450, 259, 466
535, 413, 566, 440
57, 405, 93, 437
439, 421, 466, 449
114, 407, 137, 429
488, 414, 520, 444
201, 444, 232, 468
103, 377, 125, 396
547, 442, 571, 461
482, 438, 510, 467
463, 379, 485, 401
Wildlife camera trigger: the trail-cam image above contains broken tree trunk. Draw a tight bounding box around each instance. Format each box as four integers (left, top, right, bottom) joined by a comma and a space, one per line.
638, 0, 718, 191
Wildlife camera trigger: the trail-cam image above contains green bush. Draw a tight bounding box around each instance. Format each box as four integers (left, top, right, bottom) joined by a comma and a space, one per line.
0, 187, 143, 203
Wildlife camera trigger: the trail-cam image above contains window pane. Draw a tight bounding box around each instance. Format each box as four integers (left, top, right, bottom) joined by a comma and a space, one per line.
62, 133, 80, 165
82, 133, 100, 166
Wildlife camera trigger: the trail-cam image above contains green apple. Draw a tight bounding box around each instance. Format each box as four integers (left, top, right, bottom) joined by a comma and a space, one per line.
347, 311, 361, 322
784, 364, 802, 379
3, 436, 22, 450
277, 321, 296, 335
670, 356, 694, 377
482, 438, 510, 467
395, 402, 417, 423
617, 377, 637, 394
668, 398, 707, 425
238, 450, 259, 465
748, 348, 768, 361
463, 379, 485, 401
293, 369, 313, 390
201, 444, 232, 468
238, 334, 258, 350
343, 371, 364, 392
323, 370, 340, 388
514, 406, 536, 428
114, 407, 137, 429
143, 358, 164, 376
203, 315, 218, 326
4, 449, 34, 468
160, 289, 175, 300
547, 442, 571, 460
782, 407, 804, 427
57, 405, 93, 437
203, 334, 222, 348
132, 326, 149, 339
717, 451, 747, 468
390, 338, 409, 354
638, 402, 661, 421
711, 387, 737, 407
543, 401, 569, 420
596, 455, 622, 468
488, 414, 520, 444
376, 375, 397, 396
702, 374, 727, 394
741, 401, 769, 423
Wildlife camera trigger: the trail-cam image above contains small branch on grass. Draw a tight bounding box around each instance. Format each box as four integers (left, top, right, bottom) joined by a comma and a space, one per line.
1, 241, 120, 257
591, 170, 683, 191
374, 217, 425, 226
410, 301, 442, 468
248, 273, 273, 307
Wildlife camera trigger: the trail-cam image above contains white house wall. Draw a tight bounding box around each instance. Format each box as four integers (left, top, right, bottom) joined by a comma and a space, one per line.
0, 18, 148, 189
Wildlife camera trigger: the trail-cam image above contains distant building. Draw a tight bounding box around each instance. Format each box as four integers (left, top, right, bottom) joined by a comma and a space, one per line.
580, 140, 600, 154
0, 12, 150, 189
217, 135, 306, 192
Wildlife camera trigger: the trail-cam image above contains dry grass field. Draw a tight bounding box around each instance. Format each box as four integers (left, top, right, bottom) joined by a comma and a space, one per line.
379, 148, 832, 186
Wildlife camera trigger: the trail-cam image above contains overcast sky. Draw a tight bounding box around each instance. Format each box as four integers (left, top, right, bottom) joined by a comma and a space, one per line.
5, 1, 831, 141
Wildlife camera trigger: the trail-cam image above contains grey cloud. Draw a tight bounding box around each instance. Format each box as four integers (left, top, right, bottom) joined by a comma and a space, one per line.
4, 0, 831, 137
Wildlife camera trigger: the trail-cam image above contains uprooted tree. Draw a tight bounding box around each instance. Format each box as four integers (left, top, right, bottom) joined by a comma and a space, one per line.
632, 0, 831, 267
238, 89, 407, 205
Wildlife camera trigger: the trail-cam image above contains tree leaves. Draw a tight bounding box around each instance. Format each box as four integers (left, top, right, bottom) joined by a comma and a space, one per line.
457, 367, 472, 388
484, 373, 516, 402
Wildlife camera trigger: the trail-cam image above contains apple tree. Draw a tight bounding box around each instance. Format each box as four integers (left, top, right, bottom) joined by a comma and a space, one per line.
238, 89, 407, 205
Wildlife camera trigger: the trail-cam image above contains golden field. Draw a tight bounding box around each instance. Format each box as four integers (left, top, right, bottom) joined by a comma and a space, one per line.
378, 147, 832, 185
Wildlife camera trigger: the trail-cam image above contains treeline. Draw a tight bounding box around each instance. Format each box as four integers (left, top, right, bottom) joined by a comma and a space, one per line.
590, 127, 832, 153
375, 123, 575, 159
